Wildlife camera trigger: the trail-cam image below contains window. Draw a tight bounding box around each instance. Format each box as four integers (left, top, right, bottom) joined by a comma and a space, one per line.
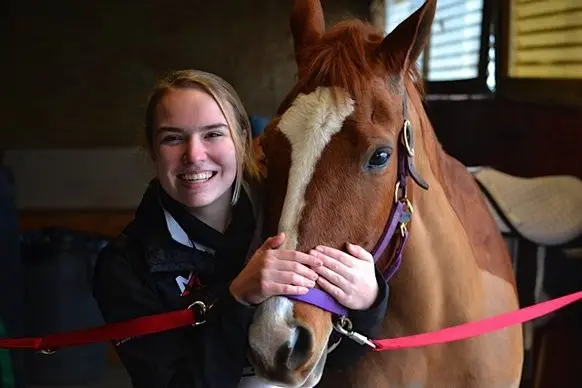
508, 1, 582, 79
498, 0, 582, 105
384, 0, 493, 95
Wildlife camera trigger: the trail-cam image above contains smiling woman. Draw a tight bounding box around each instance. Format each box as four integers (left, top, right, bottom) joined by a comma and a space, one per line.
152, 87, 238, 231
144, 70, 259, 208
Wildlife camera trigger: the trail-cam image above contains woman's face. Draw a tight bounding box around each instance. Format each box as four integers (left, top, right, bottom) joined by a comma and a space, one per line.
152, 87, 237, 211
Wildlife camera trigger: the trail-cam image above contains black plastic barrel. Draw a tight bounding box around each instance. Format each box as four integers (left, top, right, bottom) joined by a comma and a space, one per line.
20, 228, 109, 385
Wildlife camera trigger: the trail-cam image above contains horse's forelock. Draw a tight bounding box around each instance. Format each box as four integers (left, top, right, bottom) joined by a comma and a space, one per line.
296, 21, 381, 102
277, 19, 425, 119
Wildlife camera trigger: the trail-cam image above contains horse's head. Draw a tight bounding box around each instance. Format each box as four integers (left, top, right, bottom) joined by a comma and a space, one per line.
248, 0, 436, 386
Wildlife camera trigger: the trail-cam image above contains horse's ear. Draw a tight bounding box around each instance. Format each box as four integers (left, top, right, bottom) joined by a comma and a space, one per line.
290, 0, 325, 66
379, 0, 437, 74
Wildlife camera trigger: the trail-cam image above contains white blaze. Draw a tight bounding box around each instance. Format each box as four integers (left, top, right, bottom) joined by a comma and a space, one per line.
246, 87, 354, 387
277, 87, 355, 250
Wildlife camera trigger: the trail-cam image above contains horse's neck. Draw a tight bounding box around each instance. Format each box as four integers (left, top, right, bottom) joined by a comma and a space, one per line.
383, 89, 516, 333
385, 178, 483, 333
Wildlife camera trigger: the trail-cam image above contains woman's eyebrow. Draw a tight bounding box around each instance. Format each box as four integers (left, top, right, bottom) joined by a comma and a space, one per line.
157, 126, 184, 134
199, 123, 228, 130
157, 123, 228, 133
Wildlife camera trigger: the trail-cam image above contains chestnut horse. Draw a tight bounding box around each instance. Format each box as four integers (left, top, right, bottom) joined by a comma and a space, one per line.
248, 0, 523, 387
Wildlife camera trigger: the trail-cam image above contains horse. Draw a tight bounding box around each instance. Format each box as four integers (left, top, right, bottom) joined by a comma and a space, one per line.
247, 0, 524, 387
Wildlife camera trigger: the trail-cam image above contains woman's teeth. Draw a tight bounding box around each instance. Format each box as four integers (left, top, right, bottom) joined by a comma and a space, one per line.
180, 172, 213, 182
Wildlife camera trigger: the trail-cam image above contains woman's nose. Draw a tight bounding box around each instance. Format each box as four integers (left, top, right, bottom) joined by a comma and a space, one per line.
182, 137, 206, 164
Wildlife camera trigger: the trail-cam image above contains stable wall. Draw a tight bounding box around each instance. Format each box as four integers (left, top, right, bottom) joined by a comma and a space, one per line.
1, 0, 370, 149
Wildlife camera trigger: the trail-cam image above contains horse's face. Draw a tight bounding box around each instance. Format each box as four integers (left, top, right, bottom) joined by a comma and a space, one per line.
248, 1, 436, 386
249, 86, 397, 387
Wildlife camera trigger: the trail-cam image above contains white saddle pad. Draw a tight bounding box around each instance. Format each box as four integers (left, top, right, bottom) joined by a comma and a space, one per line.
471, 167, 582, 246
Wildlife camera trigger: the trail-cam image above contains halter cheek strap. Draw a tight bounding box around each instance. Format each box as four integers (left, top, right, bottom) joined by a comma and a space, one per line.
287, 92, 429, 316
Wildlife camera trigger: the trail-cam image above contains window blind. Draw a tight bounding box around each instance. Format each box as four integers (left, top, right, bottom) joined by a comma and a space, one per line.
385, 0, 485, 82
508, 0, 582, 79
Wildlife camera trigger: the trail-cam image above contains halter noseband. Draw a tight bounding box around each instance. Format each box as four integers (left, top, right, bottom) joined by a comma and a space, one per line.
287, 91, 429, 317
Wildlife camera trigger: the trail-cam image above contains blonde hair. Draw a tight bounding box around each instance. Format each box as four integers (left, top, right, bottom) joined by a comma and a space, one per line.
145, 69, 260, 204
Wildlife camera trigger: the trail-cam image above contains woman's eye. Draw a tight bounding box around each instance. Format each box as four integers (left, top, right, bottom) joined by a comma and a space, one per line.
161, 135, 182, 144
367, 148, 391, 169
206, 131, 223, 139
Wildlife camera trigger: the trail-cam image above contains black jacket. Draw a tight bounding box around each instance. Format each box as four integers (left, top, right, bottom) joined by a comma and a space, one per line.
93, 180, 389, 387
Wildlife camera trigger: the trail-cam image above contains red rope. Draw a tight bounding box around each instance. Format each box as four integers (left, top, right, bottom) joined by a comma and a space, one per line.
0, 309, 196, 351
0, 291, 580, 353
373, 291, 582, 351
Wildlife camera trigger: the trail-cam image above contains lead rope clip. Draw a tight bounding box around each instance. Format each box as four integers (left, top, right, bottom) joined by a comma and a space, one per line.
333, 316, 376, 349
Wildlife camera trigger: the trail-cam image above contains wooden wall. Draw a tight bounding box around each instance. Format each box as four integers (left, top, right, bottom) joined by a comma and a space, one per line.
427, 98, 582, 179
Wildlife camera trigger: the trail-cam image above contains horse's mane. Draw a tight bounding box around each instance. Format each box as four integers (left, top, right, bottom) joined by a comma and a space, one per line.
289, 19, 425, 108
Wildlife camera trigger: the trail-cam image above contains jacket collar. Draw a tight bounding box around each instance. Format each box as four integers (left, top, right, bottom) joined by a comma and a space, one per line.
129, 178, 263, 273
162, 208, 216, 255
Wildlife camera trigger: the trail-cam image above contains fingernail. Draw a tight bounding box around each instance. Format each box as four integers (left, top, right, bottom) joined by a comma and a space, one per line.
310, 249, 318, 256
307, 280, 316, 287
299, 287, 309, 294
315, 246, 324, 252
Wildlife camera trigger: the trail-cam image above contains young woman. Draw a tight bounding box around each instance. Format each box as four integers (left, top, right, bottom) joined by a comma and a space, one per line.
93, 69, 388, 387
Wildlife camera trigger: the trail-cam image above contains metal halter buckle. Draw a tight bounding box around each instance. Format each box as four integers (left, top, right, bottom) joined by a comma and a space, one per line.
188, 301, 208, 327
37, 348, 56, 355
333, 316, 376, 349
402, 119, 415, 157
394, 181, 407, 204
399, 222, 408, 237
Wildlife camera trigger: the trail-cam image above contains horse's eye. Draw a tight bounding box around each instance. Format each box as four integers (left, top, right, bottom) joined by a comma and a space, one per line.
367, 148, 391, 169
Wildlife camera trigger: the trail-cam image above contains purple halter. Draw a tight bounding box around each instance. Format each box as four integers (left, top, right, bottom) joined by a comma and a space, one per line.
287, 92, 429, 316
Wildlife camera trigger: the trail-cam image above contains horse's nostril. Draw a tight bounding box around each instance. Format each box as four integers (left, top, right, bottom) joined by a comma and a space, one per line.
286, 325, 312, 371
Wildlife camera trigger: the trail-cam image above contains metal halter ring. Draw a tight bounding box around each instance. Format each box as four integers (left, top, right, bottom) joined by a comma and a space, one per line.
394, 181, 407, 203
38, 348, 56, 356
188, 301, 208, 327
402, 120, 415, 158
333, 315, 353, 335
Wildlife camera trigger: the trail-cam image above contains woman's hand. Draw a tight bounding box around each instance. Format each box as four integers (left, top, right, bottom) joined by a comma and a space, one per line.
310, 243, 378, 311
230, 233, 322, 306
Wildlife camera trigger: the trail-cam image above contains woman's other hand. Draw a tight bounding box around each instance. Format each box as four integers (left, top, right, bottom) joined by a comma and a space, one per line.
310, 243, 378, 311
229, 233, 321, 305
